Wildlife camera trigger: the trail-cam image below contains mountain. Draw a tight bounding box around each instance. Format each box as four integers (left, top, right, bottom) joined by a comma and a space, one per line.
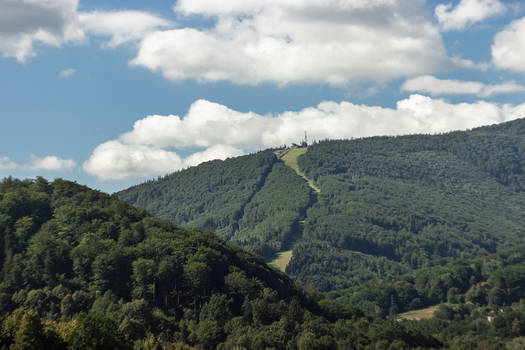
0, 177, 440, 349
118, 118, 525, 296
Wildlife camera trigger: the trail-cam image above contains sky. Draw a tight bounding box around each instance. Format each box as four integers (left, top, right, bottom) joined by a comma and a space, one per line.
1, 0, 525, 193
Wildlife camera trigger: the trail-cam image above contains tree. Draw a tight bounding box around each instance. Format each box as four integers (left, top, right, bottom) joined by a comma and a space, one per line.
66, 312, 128, 350
11, 310, 47, 350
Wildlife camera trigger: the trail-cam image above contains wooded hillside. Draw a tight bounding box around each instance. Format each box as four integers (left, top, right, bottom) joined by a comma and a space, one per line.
119, 118, 525, 300
0, 177, 440, 349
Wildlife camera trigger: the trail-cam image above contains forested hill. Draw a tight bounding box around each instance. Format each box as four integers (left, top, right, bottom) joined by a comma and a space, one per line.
0, 177, 442, 349
118, 118, 525, 297
119, 151, 314, 259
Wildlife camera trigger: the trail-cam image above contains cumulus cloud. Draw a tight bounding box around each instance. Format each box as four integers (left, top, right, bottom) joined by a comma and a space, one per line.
130, 0, 454, 85
59, 68, 75, 78
492, 16, 525, 72
0, 0, 84, 62
402, 75, 525, 97
0, 157, 18, 171
84, 95, 523, 180
83, 141, 183, 181
184, 145, 244, 168
79, 10, 172, 48
0, 1, 171, 61
28, 155, 76, 171
435, 0, 506, 31
2, 0, 486, 85
0, 155, 76, 172
83, 140, 245, 181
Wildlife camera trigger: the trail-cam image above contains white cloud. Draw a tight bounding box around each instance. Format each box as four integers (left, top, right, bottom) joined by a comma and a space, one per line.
0, 157, 18, 171
184, 144, 244, 167
483, 83, 525, 96
402, 75, 525, 97
435, 0, 506, 31
0, 0, 84, 62
59, 68, 75, 78
85, 95, 523, 180
83, 140, 245, 181
79, 10, 171, 48
451, 57, 489, 71
492, 16, 525, 72
0, 2, 171, 61
131, 0, 453, 85
29, 155, 76, 171
1, 155, 77, 172
120, 101, 268, 149
83, 141, 183, 180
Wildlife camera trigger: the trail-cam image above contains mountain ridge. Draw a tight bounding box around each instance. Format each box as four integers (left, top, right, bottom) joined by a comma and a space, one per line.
118, 117, 525, 297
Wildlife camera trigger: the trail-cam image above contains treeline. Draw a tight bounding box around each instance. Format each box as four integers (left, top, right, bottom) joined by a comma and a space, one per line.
0, 177, 440, 349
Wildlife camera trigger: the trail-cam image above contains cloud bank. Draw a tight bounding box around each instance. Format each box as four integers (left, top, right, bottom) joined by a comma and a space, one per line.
130, 0, 454, 85
402, 75, 525, 97
0, 155, 75, 172
84, 95, 523, 180
0, 0, 492, 86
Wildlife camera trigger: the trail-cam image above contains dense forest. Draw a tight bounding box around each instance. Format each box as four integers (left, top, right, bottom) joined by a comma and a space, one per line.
338, 244, 525, 317
119, 118, 525, 299
119, 151, 315, 259
0, 177, 442, 349
394, 244, 525, 348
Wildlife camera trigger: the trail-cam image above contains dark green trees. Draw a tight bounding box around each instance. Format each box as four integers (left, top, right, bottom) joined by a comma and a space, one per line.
0, 177, 440, 349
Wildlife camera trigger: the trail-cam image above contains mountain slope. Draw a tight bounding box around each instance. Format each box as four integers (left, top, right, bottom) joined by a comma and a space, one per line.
119, 150, 315, 259
0, 177, 440, 349
118, 118, 525, 295
292, 119, 525, 291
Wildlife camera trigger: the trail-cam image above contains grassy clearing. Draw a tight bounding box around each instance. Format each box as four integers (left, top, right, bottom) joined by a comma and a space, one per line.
398, 305, 438, 321
281, 148, 307, 170
270, 249, 293, 272
281, 148, 320, 193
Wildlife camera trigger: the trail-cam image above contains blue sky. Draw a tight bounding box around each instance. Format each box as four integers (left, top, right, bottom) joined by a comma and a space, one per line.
1, 0, 525, 193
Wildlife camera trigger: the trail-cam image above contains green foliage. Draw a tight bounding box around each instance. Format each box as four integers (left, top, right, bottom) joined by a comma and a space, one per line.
290, 122, 525, 290
401, 302, 525, 349
345, 244, 525, 318
118, 119, 525, 296
118, 151, 277, 244
232, 162, 313, 257
119, 152, 313, 259
66, 312, 127, 350
0, 177, 439, 349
